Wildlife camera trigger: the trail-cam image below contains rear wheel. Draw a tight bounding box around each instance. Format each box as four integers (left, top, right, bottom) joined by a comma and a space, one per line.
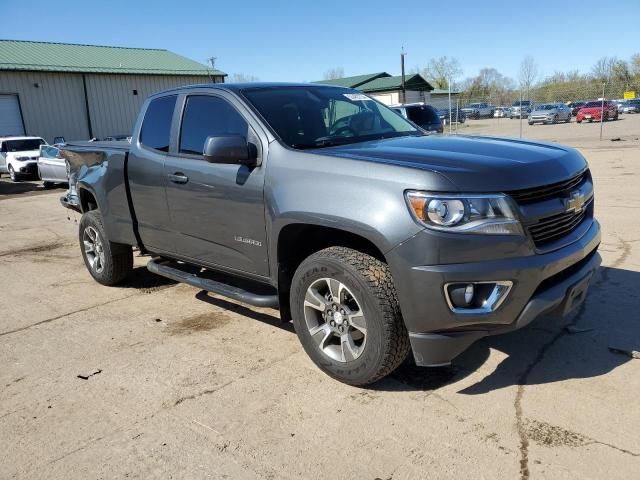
291, 247, 410, 386
79, 210, 133, 286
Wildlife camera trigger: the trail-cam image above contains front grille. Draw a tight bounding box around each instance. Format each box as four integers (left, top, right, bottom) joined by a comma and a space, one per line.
527, 199, 591, 246
507, 169, 589, 204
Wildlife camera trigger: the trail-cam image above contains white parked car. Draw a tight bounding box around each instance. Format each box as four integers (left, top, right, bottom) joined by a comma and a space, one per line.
0, 136, 47, 182
38, 144, 69, 187
493, 107, 511, 118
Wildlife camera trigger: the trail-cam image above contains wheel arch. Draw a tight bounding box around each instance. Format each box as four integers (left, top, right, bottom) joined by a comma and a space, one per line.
273, 221, 390, 322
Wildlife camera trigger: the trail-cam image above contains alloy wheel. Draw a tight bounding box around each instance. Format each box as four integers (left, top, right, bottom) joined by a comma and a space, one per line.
303, 277, 367, 363
83, 226, 105, 274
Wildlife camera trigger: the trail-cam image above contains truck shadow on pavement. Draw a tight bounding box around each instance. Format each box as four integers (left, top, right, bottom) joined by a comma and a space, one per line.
184, 265, 636, 393
0, 178, 66, 198
376, 266, 639, 393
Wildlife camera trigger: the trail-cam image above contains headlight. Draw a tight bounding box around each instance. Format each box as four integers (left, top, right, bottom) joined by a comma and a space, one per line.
405, 191, 523, 235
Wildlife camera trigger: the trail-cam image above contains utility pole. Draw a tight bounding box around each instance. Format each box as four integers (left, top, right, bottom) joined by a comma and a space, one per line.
206, 56, 217, 83
448, 76, 452, 134
600, 83, 605, 141
400, 47, 406, 104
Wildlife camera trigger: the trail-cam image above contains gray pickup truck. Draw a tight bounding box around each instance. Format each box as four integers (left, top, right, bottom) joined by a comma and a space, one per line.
60, 83, 601, 386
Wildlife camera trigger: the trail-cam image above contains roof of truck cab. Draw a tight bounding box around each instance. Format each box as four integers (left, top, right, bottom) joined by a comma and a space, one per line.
159, 82, 348, 94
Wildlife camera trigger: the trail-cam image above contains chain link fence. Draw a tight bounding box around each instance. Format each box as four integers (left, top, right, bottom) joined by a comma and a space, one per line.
435, 80, 640, 142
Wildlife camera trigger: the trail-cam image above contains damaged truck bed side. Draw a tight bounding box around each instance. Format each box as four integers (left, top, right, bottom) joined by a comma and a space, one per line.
60, 83, 601, 385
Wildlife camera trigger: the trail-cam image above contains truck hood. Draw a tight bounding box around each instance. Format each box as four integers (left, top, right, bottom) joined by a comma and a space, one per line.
317, 135, 587, 192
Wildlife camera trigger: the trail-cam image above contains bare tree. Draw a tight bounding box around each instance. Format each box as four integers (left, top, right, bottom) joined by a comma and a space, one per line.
419, 56, 462, 90
231, 73, 260, 83
323, 67, 345, 80
631, 54, 640, 78
518, 55, 539, 98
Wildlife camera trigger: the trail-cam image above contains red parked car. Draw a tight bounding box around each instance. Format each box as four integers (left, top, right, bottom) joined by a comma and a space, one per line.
576, 100, 619, 123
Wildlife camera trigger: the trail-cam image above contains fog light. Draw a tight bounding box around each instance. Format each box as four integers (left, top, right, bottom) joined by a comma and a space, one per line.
448, 284, 475, 308
445, 281, 513, 314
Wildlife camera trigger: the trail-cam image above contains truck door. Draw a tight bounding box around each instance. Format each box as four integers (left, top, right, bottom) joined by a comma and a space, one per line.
127, 95, 177, 254
163, 93, 269, 277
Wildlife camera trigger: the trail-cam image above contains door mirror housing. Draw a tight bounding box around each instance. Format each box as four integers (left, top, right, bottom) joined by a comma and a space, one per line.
203, 135, 258, 167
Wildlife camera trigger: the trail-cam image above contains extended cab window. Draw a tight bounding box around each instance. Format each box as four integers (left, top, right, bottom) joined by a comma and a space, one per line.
140, 95, 177, 152
179, 95, 248, 155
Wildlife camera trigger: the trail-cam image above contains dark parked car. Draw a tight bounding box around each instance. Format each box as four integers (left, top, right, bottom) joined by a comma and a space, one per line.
437, 107, 466, 124
568, 101, 586, 116
59, 83, 601, 386
391, 103, 443, 133
621, 99, 640, 114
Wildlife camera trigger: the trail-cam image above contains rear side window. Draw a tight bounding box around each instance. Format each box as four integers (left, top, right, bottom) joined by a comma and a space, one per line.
406, 106, 439, 125
179, 95, 248, 155
140, 95, 177, 152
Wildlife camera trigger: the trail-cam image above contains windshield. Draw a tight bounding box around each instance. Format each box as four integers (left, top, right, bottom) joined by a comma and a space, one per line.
584, 101, 603, 108
537, 104, 556, 110
5, 138, 46, 152
512, 101, 531, 107
242, 86, 419, 149
406, 105, 440, 126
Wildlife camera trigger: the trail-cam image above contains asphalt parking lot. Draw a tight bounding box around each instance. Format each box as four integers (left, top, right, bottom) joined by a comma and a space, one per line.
1, 121, 639, 479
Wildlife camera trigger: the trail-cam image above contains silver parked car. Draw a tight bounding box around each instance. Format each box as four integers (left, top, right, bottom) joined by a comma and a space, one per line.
528, 103, 572, 124
37, 144, 68, 187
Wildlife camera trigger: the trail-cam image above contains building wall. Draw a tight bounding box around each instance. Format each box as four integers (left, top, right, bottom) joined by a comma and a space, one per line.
368, 90, 430, 105
0, 71, 223, 142
85, 73, 219, 139
428, 94, 461, 110
0, 71, 91, 141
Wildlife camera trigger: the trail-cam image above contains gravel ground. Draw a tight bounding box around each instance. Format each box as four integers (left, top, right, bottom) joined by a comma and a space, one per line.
1, 124, 639, 479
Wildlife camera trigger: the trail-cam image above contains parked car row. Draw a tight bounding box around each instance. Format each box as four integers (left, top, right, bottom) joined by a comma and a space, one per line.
0, 133, 131, 184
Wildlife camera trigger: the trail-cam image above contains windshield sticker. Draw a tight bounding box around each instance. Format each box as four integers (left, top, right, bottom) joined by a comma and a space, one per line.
343, 93, 370, 101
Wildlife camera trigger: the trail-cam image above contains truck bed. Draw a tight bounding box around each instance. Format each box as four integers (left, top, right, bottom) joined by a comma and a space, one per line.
61, 142, 138, 248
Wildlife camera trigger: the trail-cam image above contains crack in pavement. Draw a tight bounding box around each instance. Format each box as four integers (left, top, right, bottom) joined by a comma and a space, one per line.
0, 293, 139, 337
515, 235, 632, 480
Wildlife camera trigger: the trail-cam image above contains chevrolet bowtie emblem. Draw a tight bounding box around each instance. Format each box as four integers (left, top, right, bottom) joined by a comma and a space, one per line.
566, 191, 586, 213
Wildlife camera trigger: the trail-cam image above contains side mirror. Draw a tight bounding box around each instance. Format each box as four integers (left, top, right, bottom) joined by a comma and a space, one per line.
203, 135, 258, 167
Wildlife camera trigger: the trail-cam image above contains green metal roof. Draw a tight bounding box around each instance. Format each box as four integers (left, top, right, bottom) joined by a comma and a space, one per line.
314, 72, 389, 88
0, 39, 226, 76
315, 71, 433, 93
358, 74, 433, 93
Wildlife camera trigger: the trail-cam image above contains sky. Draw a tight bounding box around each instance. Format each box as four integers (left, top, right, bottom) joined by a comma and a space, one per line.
2, 0, 639, 83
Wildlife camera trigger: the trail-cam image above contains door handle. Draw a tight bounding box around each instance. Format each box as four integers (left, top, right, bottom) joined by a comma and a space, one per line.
168, 172, 189, 184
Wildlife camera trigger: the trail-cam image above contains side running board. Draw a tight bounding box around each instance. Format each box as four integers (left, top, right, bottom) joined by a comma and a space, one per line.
147, 259, 279, 308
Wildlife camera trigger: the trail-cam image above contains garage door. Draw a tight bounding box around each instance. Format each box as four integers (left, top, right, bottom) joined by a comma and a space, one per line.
0, 95, 25, 136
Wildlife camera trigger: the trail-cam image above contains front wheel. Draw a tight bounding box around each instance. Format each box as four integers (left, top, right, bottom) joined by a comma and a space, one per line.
79, 210, 133, 286
8, 165, 18, 182
291, 247, 410, 386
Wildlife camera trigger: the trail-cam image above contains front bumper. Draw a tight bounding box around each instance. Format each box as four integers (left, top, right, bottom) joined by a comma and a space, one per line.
386, 219, 601, 366
14, 161, 38, 176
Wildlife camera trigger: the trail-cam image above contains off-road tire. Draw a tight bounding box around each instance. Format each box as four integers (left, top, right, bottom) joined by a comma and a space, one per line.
290, 246, 410, 386
79, 210, 133, 286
